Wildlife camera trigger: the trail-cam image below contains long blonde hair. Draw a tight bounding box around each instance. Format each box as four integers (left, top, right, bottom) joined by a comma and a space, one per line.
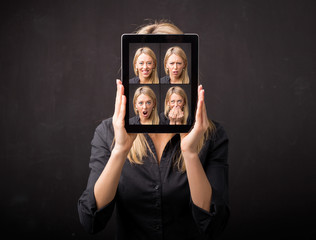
164, 86, 189, 125
127, 20, 215, 171
133, 47, 159, 84
133, 86, 159, 124
164, 46, 190, 84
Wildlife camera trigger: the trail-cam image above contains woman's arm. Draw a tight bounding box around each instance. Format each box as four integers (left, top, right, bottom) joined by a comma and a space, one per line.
94, 80, 136, 209
181, 86, 230, 238
180, 85, 212, 212
181, 152, 212, 212
93, 147, 129, 209
78, 80, 136, 233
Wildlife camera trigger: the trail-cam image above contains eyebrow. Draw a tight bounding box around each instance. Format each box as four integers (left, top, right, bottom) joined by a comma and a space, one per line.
138, 61, 153, 63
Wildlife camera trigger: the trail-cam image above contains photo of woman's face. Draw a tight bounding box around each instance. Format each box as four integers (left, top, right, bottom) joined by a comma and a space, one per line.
135, 53, 155, 79
168, 93, 184, 109
166, 54, 185, 78
135, 94, 155, 122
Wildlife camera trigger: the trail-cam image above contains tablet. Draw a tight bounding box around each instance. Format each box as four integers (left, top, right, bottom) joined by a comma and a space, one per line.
121, 34, 199, 133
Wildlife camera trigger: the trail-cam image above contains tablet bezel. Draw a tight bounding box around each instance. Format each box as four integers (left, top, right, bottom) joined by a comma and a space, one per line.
122, 34, 199, 133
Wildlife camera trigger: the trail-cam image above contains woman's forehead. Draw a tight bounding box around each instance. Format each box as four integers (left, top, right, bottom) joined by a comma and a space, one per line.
137, 93, 152, 101
137, 53, 153, 62
167, 54, 183, 62
170, 93, 183, 100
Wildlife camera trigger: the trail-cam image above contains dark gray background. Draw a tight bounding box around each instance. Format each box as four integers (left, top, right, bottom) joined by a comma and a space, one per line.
1, 0, 315, 239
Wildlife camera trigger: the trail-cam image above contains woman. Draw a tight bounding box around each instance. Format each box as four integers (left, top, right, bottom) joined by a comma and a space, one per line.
160, 86, 189, 125
161, 46, 190, 84
78, 20, 229, 240
129, 47, 159, 84
129, 86, 159, 125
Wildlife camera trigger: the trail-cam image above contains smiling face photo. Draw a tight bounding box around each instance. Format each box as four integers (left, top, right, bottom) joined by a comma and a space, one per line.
135, 53, 154, 79
131, 47, 159, 84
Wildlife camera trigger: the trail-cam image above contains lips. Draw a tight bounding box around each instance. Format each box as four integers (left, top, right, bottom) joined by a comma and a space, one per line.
142, 110, 149, 118
142, 70, 150, 76
172, 71, 179, 75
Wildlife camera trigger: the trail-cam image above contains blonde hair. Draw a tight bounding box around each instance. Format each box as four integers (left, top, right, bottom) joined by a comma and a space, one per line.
164, 86, 189, 124
164, 46, 190, 84
133, 47, 159, 84
127, 20, 215, 171
133, 86, 159, 124
136, 20, 183, 34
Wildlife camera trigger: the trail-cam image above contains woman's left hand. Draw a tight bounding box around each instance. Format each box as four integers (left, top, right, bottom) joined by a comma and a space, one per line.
180, 85, 209, 154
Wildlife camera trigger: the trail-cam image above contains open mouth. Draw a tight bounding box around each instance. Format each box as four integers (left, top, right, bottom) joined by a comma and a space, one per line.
142, 110, 149, 118
172, 71, 179, 75
142, 70, 150, 75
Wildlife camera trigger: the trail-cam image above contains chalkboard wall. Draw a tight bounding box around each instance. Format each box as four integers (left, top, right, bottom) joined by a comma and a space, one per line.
1, 0, 315, 239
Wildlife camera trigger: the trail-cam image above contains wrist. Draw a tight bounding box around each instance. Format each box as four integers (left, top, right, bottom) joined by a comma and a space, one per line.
112, 145, 130, 159
181, 149, 199, 159
169, 119, 176, 125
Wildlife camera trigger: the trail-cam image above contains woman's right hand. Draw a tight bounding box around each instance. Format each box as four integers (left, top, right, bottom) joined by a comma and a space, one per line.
112, 80, 136, 154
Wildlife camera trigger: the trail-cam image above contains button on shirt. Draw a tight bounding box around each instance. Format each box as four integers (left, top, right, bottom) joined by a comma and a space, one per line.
78, 118, 230, 240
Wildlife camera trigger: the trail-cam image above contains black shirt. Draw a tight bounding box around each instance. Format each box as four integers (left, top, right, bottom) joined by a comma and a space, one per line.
129, 115, 141, 125
160, 75, 170, 84
129, 76, 140, 84
78, 118, 230, 239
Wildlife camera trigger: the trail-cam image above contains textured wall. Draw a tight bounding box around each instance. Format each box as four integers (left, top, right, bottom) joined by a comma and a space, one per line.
1, 0, 315, 239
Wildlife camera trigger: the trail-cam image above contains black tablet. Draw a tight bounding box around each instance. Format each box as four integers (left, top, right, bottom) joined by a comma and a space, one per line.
121, 34, 199, 133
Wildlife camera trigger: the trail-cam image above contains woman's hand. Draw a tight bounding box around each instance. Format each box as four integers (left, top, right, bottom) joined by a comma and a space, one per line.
168, 106, 184, 125
112, 80, 136, 154
180, 85, 209, 154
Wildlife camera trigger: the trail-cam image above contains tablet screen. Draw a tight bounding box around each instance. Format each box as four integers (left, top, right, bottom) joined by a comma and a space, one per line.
122, 34, 198, 133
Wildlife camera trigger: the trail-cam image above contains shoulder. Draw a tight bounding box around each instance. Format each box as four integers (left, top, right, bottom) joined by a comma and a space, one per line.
208, 120, 229, 149
160, 75, 170, 84
96, 117, 113, 132
159, 112, 169, 125
93, 117, 114, 144
200, 120, 229, 161
212, 121, 228, 142
200, 121, 229, 166
129, 76, 140, 84
129, 116, 140, 125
